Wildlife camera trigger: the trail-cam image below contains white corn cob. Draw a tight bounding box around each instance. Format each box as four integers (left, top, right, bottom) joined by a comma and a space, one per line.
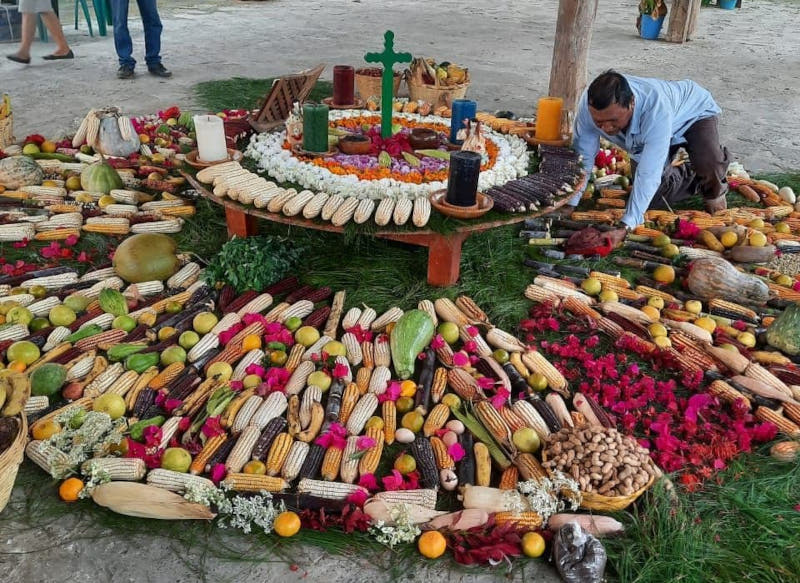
374, 489, 438, 509
26, 440, 73, 478
434, 298, 470, 326
302, 191, 330, 219
110, 189, 150, 205
346, 393, 379, 436
79, 312, 115, 331
321, 194, 345, 221
279, 300, 314, 322
417, 299, 438, 327
79, 267, 116, 282
250, 392, 289, 430
231, 396, 264, 435
21, 272, 79, 290
285, 360, 316, 394
43, 327, 72, 352
157, 416, 185, 449
83, 277, 125, 299
373, 336, 391, 368
237, 181, 275, 205
341, 307, 362, 330
84, 362, 125, 397
412, 196, 431, 227
331, 196, 360, 227
253, 186, 283, 208
123, 280, 164, 298
187, 332, 220, 362
512, 400, 552, 441
296, 478, 368, 500
225, 424, 262, 473
545, 393, 574, 428
65, 353, 96, 381
0, 223, 36, 242
167, 262, 201, 289
210, 313, 241, 335
103, 203, 139, 216
281, 440, 310, 482
140, 200, 185, 210
301, 335, 334, 362
459, 326, 493, 356
24, 396, 50, 415
341, 333, 363, 366
146, 468, 215, 493
0, 293, 35, 307
393, 198, 413, 225
21, 185, 67, 197
334, 355, 352, 382
232, 349, 266, 381
374, 198, 396, 226
263, 302, 290, 323
353, 198, 376, 224
196, 161, 242, 182
72, 114, 90, 147
282, 189, 315, 217
357, 306, 377, 329
236, 293, 273, 318
339, 436, 360, 484
118, 115, 134, 141
34, 212, 84, 230
370, 306, 403, 332
486, 327, 526, 352
0, 324, 29, 342
368, 365, 391, 395
81, 457, 146, 481
267, 188, 298, 213
131, 219, 183, 234
300, 385, 323, 429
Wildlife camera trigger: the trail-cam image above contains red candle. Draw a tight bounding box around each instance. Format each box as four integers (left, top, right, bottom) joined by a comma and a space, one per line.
333, 65, 355, 106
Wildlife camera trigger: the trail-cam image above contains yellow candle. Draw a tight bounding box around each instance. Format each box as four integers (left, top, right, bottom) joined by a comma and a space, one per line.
534, 96, 563, 141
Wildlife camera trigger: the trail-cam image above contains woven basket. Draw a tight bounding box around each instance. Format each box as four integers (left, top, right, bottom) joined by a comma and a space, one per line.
0, 413, 27, 514
0, 114, 13, 149
407, 78, 469, 108
355, 71, 402, 101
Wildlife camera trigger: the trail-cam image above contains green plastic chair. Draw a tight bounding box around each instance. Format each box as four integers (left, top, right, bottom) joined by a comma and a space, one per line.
74, 0, 108, 36
74, 0, 94, 37
37, 0, 60, 42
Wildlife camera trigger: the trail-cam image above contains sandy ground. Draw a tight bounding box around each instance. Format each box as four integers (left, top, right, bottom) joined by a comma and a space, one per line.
1, 1, 799, 582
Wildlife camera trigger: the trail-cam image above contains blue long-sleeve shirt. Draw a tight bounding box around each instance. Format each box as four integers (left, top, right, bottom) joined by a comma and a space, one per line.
568, 75, 721, 227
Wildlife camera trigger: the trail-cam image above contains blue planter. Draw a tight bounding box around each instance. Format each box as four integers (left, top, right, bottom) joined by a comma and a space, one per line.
719, 0, 737, 9
640, 14, 665, 40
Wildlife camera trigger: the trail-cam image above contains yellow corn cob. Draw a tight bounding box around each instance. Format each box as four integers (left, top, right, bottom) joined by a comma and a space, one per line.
296, 478, 367, 500
412, 196, 431, 227
708, 379, 751, 409
494, 512, 543, 529
374, 197, 395, 226
512, 400, 551, 441
320, 446, 344, 481
755, 407, 800, 437
346, 393, 379, 436
265, 433, 294, 476
448, 368, 481, 401
456, 295, 489, 325
82, 219, 131, 235
499, 405, 528, 433
103, 369, 140, 397
783, 402, 800, 426
635, 285, 677, 303
474, 401, 513, 448
498, 466, 519, 490
281, 440, 311, 483
34, 228, 81, 241
149, 290, 191, 314
521, 350, 568, 394
358, 426, 384, 476
430, 436, 455, 470
589, 271, 631, 289
427, 366, 447, 404
515, 452, 548, 480
281, 342, 304, 373
434, 298, 470, 326
296, 402, 324, 443
189, 434, 227, 474
225, 424, 262, 473
474, 442, 492, 487
339, 382, 361, 425
222, 473, 288, 493
697, 230, 725, 252
383, 400, 397, 445
750, 351, 792, 367
81, 457, 146, 481
422, 403, 451, 437
572, 210, 614, 223
145, 362, 184, 390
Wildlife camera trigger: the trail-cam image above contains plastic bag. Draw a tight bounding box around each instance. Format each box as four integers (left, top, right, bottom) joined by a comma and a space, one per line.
552, 522, 607, 583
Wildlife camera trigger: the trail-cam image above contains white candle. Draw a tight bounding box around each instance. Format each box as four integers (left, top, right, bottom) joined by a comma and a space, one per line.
193, 115, 228, 162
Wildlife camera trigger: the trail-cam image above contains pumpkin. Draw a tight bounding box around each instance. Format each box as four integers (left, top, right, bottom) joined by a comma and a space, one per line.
95, 115, 141, 158
765, 302, 800, 355
0, 155, 45, 189
686, 257, 770, 305
81, 157, 124, 194
112, 233, 181, 283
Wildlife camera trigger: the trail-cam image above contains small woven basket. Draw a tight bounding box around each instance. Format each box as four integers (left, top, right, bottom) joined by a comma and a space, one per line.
0, 413, 27, 514
0, 113, 13, 149
355, 70, 402, 101
407, 78, 469, 108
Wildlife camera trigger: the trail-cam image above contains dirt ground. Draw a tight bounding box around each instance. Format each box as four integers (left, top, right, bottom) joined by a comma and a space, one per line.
1, 1, 799, 582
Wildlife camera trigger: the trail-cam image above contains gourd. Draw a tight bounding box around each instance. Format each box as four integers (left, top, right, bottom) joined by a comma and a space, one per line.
686, 257, 770, 305
766, 302, 800, 355
0, 155, 44, 188
390, 309, 436, 379
81, 157, 123, 194
30, 363, 67, 397
112, 233, 181, 283
729, 244, 776, 264
96, 115, 140, 158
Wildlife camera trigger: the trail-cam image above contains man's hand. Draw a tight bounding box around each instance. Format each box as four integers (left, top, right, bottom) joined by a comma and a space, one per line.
605, 227, 628, 248
705, 194, 727, 215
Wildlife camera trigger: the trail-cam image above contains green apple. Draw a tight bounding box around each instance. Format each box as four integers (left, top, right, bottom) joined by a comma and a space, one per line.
684, 300, 702, 315
323, 340, 346, 357
192, 311, 218, 334
29, 317, 51, 332
93, 393, 126, 420
512, 427, 541, 453
527, 373, 548, 392
63, 294, 91, 313
178, 330, 200, 350
49, 305, 77, 327
112, 315, 137, 332
437, 322, 460, 345
6, 306, 33, 327
647, 296, 665, 310
284, 316, 303, 332
160, 345, 187, 366
307, 370, 332, 392
161, 447, 192, 473
295, 326, 320, 347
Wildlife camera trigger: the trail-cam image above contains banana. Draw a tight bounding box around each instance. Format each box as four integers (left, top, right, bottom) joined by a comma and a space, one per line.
1, 373, 30, 417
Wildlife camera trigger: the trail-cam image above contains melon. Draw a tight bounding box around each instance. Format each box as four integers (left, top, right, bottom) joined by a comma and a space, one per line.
112, 233, 181, 283
0, 156, 45, 189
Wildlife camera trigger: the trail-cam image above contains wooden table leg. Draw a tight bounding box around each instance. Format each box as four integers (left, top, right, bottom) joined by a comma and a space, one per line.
225, 206, 258, 238
426, 232, 469, 287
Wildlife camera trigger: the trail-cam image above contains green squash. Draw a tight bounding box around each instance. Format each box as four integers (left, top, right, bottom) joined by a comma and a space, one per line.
390, 309, 435, 379
30, 363, 67, 397
0, 155, 44, 189
80, 157, 123, 194
766, 302, 800, 355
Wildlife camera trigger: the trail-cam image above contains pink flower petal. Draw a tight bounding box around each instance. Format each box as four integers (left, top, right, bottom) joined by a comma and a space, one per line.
356, 436, 376, 451
452, 351, 469, 367
448, 442, 466, 462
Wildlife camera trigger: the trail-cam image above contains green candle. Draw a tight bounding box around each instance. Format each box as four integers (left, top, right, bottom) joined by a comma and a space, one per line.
302, 103, 329, 152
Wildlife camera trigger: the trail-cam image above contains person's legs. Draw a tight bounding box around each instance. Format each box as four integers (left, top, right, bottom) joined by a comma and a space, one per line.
647, 162, 696, 211
110, 0, 135, 68
683, 116, 730, 213
136, 0, 162, 68
8, 13, 37, 61
39, 12, 71, 55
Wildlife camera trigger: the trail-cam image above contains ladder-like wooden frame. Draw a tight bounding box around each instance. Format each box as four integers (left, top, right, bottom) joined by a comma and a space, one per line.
248, 64, 325, 133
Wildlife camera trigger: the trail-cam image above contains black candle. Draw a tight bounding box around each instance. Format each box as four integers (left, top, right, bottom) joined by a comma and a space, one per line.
446, 150, 482, 207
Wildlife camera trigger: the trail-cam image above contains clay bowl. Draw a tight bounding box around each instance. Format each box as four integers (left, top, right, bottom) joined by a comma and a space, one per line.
408, 128, 441, 150
337, 135, 372, 155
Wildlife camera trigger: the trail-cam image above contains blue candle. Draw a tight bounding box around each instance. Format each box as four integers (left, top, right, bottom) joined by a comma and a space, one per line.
450, 99, 477, 144
446, 150, 482, 207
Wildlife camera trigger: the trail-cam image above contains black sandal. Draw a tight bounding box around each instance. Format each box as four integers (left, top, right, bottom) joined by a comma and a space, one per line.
6, 54, 31, 64
43, 50, 74, 60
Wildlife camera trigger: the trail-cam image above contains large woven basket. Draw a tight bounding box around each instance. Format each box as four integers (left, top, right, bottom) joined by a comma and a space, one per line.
0, 413, 27, 514
0, 113, 13, 149
407, 78, 469, 108
355, 70, 402, 101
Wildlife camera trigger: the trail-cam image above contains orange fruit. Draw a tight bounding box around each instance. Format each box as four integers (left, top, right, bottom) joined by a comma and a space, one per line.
719, 230, 739, 248
395, 396, 415, 414
273, 511, 301, 537
7, 360, 27, 373
394, 453, 417, 475
693, 317, 717, 334
640, 305, 660, 321
399, 380, 417, 398
241, 334, 262, 352
652, 265, 675, 284
158, 326, 177, 342
270, 350, 288, 366
32, 419, 61, 441
521, 531, 546, 558
401, 411, 424, 433
59, 477, 85, 502
243, 460, 267, 475
417, 530, 447, 559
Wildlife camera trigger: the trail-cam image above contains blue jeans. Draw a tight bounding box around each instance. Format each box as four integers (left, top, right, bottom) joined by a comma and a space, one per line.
111, 0, 163, 68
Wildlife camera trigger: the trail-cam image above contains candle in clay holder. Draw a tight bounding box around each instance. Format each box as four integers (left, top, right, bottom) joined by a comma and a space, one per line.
332, 65, 355, 106
193, 115, 228, 162
450, 99, 477, 145
302, 103, 330, 153
446, 150, 482, 207
534, 96, 563, 141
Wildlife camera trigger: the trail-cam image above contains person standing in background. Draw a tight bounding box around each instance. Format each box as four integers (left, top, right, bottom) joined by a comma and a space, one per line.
111, 0, 171, 79
6, 0, 73, 64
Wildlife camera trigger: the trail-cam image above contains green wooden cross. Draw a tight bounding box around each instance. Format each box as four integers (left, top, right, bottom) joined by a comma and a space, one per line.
365, 30, 412, 138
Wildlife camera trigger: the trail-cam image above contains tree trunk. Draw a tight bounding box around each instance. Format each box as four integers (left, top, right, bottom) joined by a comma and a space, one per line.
666, 0, 702, 43
547, 0, 599, 113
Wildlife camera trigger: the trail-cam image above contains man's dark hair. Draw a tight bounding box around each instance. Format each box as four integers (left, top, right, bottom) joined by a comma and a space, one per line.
588, 70, 633, 109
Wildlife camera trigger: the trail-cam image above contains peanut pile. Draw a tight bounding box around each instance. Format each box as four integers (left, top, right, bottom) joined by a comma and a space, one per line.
542, 426, 656, 497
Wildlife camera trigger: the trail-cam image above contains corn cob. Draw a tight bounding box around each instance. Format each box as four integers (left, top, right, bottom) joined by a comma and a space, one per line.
430, 435, 455, 469
185, 333, 219, 364
357, 306, 377, 329
341, 307, 362, 330
250, 391, 289, 430
373, 336, 391, 368
280, 189, 314, 217
320, 194, 345, 221
515, 452, 548, 480
21, 184, 67, 197
26, 440, 73, 478
351, 198, 375, 224
543, 393, 572, 429
253, 186, 282, 209
423, 403, 451, 437
297, 478, 367, 500
302, 191, 330, 219
320, 446, 344, 481
498, 405, 527, 433
783, 402, 800, 426
338, 382, 361, 425
474, 442, 492, 487
417, 299, 438, 327
33, 226, 83, 242
298, 443, 326, 480
63, 352, 97, 381
300, 335, 334, 363
322, 290, 346, 339
367, 365, 391, 395
285, 360, 315, 395
73, 328, 127, 352
521, 350, 568, 395
267, 188, 298, 213
370, 196, 397, 227
454, 296, 488, 325
358, 425, 384, 476
338, 333, 362, 367
460, 326, 492, 356
411, 437, 439, 489
264, 433, 294, 476
474, 400, 514, 449
374, 489, 439, 509
533, 276, 594, 303
25, 296, 60, 318
249, 417, 288, 461
360, 340, 374, 371
103, 369, 140, 398
277, 440, 309, 483
84, 362, 125, 398
523, 284, 562, 305
346, 393, 379, 436
412, 196, 431, 227
224, 320, 266, 349
333, 356, 352, 383
82, 218, 130, 235
188, 434, 227, 475
81, 457, 146, 481
393, 198, 413, 225
222, 473, 288, 493
434, 298, 470, 326
425, 367, 447, 405
299, 385, 323, 429
145, 469, 215, 494
338, 435, 361, 484
296, 402, 325, 443
232, 349, 266, 381
498, 466, 519, 490
0, 324, 30, 342
383, 400, 397, 445
0, 292, 35, 308
225, 424, 262, 473
371, 306, 404, 332
751, 351, 792, 367
448, 368, 482, 401
708, 379, 751, 409
743, 363, 793, 398
494, 511, 543, 528
485, 327, 526, 353
22, 272, 80, 290
283, 343, 305, 373
231, 395, 264, 435
755, 407, 800, 437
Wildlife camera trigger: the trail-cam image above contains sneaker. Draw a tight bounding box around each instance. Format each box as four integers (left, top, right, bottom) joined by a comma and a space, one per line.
148, 63, 172, 78
117, 65, 135, 79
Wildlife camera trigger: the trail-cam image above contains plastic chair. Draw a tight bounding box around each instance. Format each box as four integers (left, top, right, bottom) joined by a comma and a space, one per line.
37, 14, 47, 42
74, 0, 94, 37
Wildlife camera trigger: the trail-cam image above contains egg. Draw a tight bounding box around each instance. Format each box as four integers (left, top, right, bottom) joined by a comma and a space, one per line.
445, 420, 465, 434
395, 428, 415, 443
440, 469, 458, 491
442, 430, 459, 447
